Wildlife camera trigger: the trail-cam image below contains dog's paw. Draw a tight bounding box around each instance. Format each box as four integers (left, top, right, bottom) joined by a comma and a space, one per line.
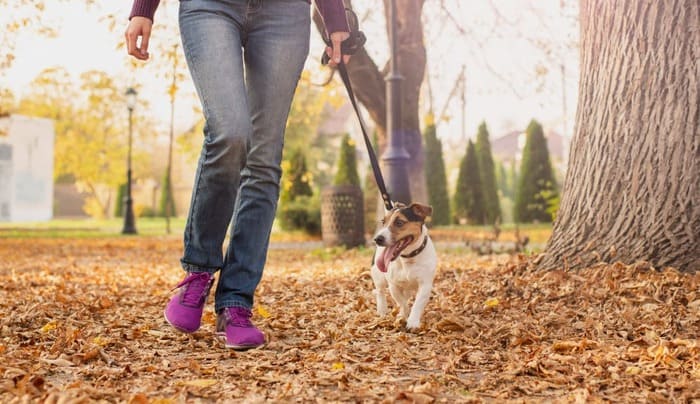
376, 306, 389, 317
405, 318, 421, 331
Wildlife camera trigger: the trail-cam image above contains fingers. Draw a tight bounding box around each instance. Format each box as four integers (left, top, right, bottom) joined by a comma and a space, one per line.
139, 25, 151, 59
325, 47, 352, 67
125, 17, 152, 61
330, 38, 342, 66
326, 31, 351, 67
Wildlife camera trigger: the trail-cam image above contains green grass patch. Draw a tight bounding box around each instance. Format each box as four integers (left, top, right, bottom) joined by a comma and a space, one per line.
0, 217, 187, 238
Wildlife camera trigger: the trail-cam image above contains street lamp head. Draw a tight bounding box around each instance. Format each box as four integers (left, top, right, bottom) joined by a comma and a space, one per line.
125, 87, 138, 111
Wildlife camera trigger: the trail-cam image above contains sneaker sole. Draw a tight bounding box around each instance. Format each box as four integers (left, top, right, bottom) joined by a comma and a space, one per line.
164, 310, 200, 334
216, 333, 264, 351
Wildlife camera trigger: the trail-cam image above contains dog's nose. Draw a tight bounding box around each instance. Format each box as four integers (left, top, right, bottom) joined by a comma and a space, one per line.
374, 235, 385, 246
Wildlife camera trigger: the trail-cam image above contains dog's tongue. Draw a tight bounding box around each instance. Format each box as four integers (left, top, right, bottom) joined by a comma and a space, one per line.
377, 243, 401, 273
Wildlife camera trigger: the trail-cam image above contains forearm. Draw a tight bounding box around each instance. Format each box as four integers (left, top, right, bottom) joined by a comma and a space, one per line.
315, 0, 349, 34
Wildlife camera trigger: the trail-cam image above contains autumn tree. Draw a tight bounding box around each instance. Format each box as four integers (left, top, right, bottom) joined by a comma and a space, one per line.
315, 0, 428, 203
17, 67, 155, 218
453, 140, 484, 225
423, 122, 450, 226
514, 120, 558, 223
475, 122, 500, 224
542, 0, 699, 271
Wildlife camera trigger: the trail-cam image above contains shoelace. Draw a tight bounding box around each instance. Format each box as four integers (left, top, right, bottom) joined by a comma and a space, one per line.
226, 307, 254, 328
175, 272, 212, 306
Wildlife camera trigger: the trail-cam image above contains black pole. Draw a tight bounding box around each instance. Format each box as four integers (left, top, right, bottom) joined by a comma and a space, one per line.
381, 0, 411, 205
122, 102, 137, 235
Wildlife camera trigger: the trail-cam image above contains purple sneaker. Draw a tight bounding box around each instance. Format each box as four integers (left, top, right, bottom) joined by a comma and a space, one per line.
164, 272, 214, 333
216, 307, 266, 350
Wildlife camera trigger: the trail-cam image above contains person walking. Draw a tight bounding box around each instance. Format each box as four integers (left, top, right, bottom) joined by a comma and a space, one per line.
125, 0, 349, 350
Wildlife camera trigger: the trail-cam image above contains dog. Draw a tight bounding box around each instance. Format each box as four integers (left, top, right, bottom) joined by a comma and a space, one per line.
370, 202, 437, 330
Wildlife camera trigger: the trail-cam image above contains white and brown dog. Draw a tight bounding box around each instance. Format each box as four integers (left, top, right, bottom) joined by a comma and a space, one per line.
370, 202, 437, 330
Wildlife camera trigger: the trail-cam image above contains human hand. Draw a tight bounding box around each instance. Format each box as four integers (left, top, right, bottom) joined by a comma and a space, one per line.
125, 16, 153, 61
326, 31, 351, 67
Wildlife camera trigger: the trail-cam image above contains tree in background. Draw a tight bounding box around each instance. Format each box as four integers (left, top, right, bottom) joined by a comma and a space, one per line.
0, 89, 14, 116
423, 120, 450, 226
495, 161, 508, 199
543, 0, 698, 271
278, 148, 319, 234
284, 71, 342, 188
514, 119, 558, 223
313, 1, 428, 203
475, 122, 500, 224
280, 148, 313, 204
17, 67, 157, 218
453, 140, 484, 224
114, 183, 126, 217
333, 134, 360, 187
158, 171, 176, 217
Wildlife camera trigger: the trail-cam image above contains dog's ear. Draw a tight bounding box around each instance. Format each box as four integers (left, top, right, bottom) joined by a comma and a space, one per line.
408, 203, 433, 220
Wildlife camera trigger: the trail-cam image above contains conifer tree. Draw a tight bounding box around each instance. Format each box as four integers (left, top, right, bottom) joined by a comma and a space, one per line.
453, 140, 485, 224
475, 122, 501, 224
423, 123, 450, 225
514, 119, 558, 223
333, 134, 360, 186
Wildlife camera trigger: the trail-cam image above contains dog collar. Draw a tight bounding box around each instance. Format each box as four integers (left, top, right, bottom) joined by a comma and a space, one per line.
401, 235, 428, 259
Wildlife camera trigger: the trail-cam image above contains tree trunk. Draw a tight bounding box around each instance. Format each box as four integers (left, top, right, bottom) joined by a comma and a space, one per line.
315, 1, 428, 203
542, 0, 699, 272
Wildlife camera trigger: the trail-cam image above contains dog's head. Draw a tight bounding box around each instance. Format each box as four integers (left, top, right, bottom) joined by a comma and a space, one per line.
373, 202, 433, 272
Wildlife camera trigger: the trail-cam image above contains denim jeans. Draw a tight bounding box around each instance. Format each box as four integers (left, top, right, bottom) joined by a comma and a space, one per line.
178, 0, 310, 311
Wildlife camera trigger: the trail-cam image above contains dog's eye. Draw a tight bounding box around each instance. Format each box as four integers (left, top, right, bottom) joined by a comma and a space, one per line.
380, 218, 386, 225
394, 219, 405, 227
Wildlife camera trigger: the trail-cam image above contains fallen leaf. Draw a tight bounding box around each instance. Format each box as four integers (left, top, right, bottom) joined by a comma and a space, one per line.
40, 321, 57, 333
256, 305, 271, 319
484, 297, 500, 308
181, 379, 218, 388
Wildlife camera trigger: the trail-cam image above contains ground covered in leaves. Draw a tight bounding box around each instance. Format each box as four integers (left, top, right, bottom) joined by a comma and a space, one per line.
0, 237, 698, 403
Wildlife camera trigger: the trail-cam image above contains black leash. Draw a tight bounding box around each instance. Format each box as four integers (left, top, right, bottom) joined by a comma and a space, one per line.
320, 9, 394, 211
336, 62, 393, 211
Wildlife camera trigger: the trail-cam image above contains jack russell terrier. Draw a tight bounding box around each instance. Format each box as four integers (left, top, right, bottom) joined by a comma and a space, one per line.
370, 202, 437, 330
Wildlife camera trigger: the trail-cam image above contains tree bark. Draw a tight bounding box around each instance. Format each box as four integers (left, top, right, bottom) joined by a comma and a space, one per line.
314, 1, 428, 203
542, 0, 700, 272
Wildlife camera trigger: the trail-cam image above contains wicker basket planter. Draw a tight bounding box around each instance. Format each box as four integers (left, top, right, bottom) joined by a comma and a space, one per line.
321, 185, 365, 248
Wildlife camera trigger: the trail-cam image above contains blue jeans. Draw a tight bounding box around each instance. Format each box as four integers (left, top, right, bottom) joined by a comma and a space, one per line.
178, 0, 310, 311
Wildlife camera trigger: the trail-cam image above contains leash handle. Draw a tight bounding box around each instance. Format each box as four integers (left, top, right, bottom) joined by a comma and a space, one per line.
337, 61, 394, 211
319, 8, 366, 65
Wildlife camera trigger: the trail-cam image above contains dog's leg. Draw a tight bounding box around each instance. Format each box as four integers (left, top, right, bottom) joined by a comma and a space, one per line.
371, 267, 389, 316
388, 284, 410, 320
374, 286, 389, 317
406, 281, 432, 330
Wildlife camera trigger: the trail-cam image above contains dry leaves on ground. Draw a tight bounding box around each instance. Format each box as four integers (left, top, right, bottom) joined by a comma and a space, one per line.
0, 237, 698, 403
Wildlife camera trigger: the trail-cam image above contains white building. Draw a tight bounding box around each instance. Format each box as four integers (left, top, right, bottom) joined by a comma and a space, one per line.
0, 115, 55, 222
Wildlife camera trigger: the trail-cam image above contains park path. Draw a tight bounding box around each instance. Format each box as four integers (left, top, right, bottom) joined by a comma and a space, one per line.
0, 237, 698, 402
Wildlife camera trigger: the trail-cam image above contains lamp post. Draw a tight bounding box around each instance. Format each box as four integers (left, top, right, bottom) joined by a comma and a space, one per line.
122, 87, 138, 235
382, 0, 411, 204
